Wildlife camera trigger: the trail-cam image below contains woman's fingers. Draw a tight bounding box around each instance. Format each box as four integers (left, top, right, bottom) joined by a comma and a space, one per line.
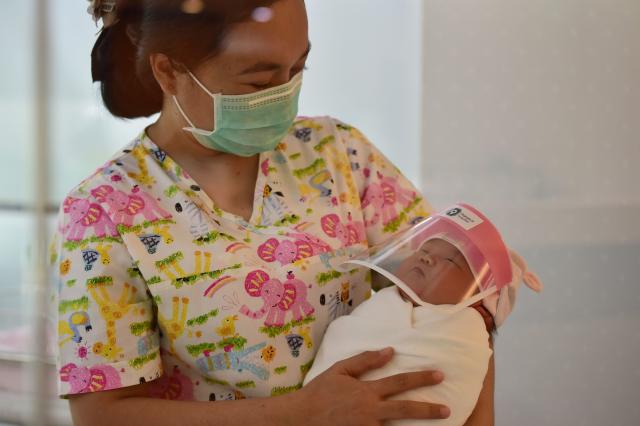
331, 347, 394, 378
376, 399, 451, 421
368, 370, 445, 398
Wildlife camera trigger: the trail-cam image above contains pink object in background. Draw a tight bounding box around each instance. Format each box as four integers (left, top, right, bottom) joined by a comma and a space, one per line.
0, 322, 57, 358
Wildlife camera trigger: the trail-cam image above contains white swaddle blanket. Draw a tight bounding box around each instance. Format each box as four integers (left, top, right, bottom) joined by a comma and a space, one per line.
303, 286, 492, 425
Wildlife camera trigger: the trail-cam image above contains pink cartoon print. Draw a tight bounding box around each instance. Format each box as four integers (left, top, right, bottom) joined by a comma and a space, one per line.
90, 184, 172, 227
62, 196, 119, 241
239, 270, 315, 327
360, 171, 417, 227
148, 365, 194, 401
286, 226, 333, 255
257, 237, 314, 265
320, 212, 365, 247
59, 362, 122, 393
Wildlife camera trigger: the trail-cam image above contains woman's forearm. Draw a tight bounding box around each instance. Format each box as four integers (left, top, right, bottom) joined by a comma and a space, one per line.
70, 388, 298, 426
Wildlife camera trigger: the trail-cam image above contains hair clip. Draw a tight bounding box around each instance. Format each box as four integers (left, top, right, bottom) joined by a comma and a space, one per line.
87, 0, 119, 28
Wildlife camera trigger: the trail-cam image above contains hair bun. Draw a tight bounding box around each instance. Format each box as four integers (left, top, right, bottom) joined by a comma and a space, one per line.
90, 28, 109, 82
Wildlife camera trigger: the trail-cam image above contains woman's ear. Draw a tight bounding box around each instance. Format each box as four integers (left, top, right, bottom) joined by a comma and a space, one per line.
148, 53, 180, 95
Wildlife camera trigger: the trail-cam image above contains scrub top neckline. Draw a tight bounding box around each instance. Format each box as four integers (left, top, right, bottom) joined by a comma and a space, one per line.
140, 130, 268, 227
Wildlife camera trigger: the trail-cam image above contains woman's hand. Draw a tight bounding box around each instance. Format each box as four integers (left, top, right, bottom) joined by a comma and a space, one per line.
293, 347, 450, 425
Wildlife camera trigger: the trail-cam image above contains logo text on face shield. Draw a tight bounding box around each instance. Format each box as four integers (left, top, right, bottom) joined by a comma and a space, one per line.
444, 206, 483, 230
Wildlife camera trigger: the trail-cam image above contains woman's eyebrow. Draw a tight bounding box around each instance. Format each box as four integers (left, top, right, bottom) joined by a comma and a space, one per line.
238, 42, 312, 75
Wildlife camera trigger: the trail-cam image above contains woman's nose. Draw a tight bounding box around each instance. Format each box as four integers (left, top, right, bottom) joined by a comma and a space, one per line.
272, 68, 301, 87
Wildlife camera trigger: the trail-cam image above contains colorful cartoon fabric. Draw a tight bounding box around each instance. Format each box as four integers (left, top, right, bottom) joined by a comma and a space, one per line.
50, 116, 432, 400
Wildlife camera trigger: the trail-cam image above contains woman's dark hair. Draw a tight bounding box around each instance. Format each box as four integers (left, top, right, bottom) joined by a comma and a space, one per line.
91, 0, 279, 119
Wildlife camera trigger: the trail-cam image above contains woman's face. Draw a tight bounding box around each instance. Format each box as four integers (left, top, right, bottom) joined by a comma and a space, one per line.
172, 0, 310, 131
394, 239, 477, 305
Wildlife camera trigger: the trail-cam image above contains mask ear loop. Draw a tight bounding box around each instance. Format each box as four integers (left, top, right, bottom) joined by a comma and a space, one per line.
172, 95, 197, 128
172, 70, 221, 136
188, 70, 218, 98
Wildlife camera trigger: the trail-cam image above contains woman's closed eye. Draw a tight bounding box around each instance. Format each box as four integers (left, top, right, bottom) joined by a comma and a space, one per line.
249, 65, 308, 89
249, 81, 272, 90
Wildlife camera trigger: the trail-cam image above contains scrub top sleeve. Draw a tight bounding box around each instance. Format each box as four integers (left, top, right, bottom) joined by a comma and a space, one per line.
51, 189, 163, 398
332, 118, 434, 247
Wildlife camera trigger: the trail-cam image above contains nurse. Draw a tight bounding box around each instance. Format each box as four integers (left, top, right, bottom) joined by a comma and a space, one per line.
53, 0, 494, 424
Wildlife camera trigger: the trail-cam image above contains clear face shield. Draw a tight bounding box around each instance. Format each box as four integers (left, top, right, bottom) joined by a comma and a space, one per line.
339, 204, 514, 312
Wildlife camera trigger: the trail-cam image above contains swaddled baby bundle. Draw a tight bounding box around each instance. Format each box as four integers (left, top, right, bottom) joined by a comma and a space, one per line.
303, 204, 542, 425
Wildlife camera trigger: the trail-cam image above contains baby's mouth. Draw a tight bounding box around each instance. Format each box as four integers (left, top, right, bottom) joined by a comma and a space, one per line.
411, 266, 426, 278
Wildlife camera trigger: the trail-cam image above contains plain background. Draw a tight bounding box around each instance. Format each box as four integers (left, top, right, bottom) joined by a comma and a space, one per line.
0, 0, 638, 425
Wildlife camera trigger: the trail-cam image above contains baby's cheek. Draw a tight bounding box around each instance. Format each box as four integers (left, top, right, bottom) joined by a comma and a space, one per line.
405, 270, 428, 292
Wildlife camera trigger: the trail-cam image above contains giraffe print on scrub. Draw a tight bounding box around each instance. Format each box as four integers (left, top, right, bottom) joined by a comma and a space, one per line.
155, 250, 212, 281
88, 282, 137, 363
158, 297, 190, 356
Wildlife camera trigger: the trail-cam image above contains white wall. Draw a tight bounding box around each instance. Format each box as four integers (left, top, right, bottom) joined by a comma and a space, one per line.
423, 0, 640, 246
302, 0, 424, 185
423, 1, 640, 424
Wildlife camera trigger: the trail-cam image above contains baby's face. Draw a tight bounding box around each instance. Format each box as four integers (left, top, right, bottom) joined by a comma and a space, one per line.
394, 239, 476, 305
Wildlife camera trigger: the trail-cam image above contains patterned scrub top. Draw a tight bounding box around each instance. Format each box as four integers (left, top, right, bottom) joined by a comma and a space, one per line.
50, 116, 432, 401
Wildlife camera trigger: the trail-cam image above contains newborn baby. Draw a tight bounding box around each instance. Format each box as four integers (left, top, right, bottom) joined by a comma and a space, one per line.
303, 204, 542, 425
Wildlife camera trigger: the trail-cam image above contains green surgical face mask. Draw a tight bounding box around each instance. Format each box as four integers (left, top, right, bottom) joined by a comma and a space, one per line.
173, 71, 303, 157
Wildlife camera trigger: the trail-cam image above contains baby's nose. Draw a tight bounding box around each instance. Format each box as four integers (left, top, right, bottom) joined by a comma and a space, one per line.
419, 253, 436, 266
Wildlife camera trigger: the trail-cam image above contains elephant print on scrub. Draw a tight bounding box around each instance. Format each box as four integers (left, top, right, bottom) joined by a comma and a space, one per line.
320, 213, 365, 248
257, 237, 314, 266
59, 363, 122, 393
239, 270, 315, 327
90, 184, 172, 227
62, 197, 119, 241
360, 171, 417, 227
148, 365, 194, 400
285, 228, 332, 255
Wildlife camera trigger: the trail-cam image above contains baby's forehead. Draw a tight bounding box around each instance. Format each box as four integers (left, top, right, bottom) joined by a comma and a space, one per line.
417, 238, 460, 255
